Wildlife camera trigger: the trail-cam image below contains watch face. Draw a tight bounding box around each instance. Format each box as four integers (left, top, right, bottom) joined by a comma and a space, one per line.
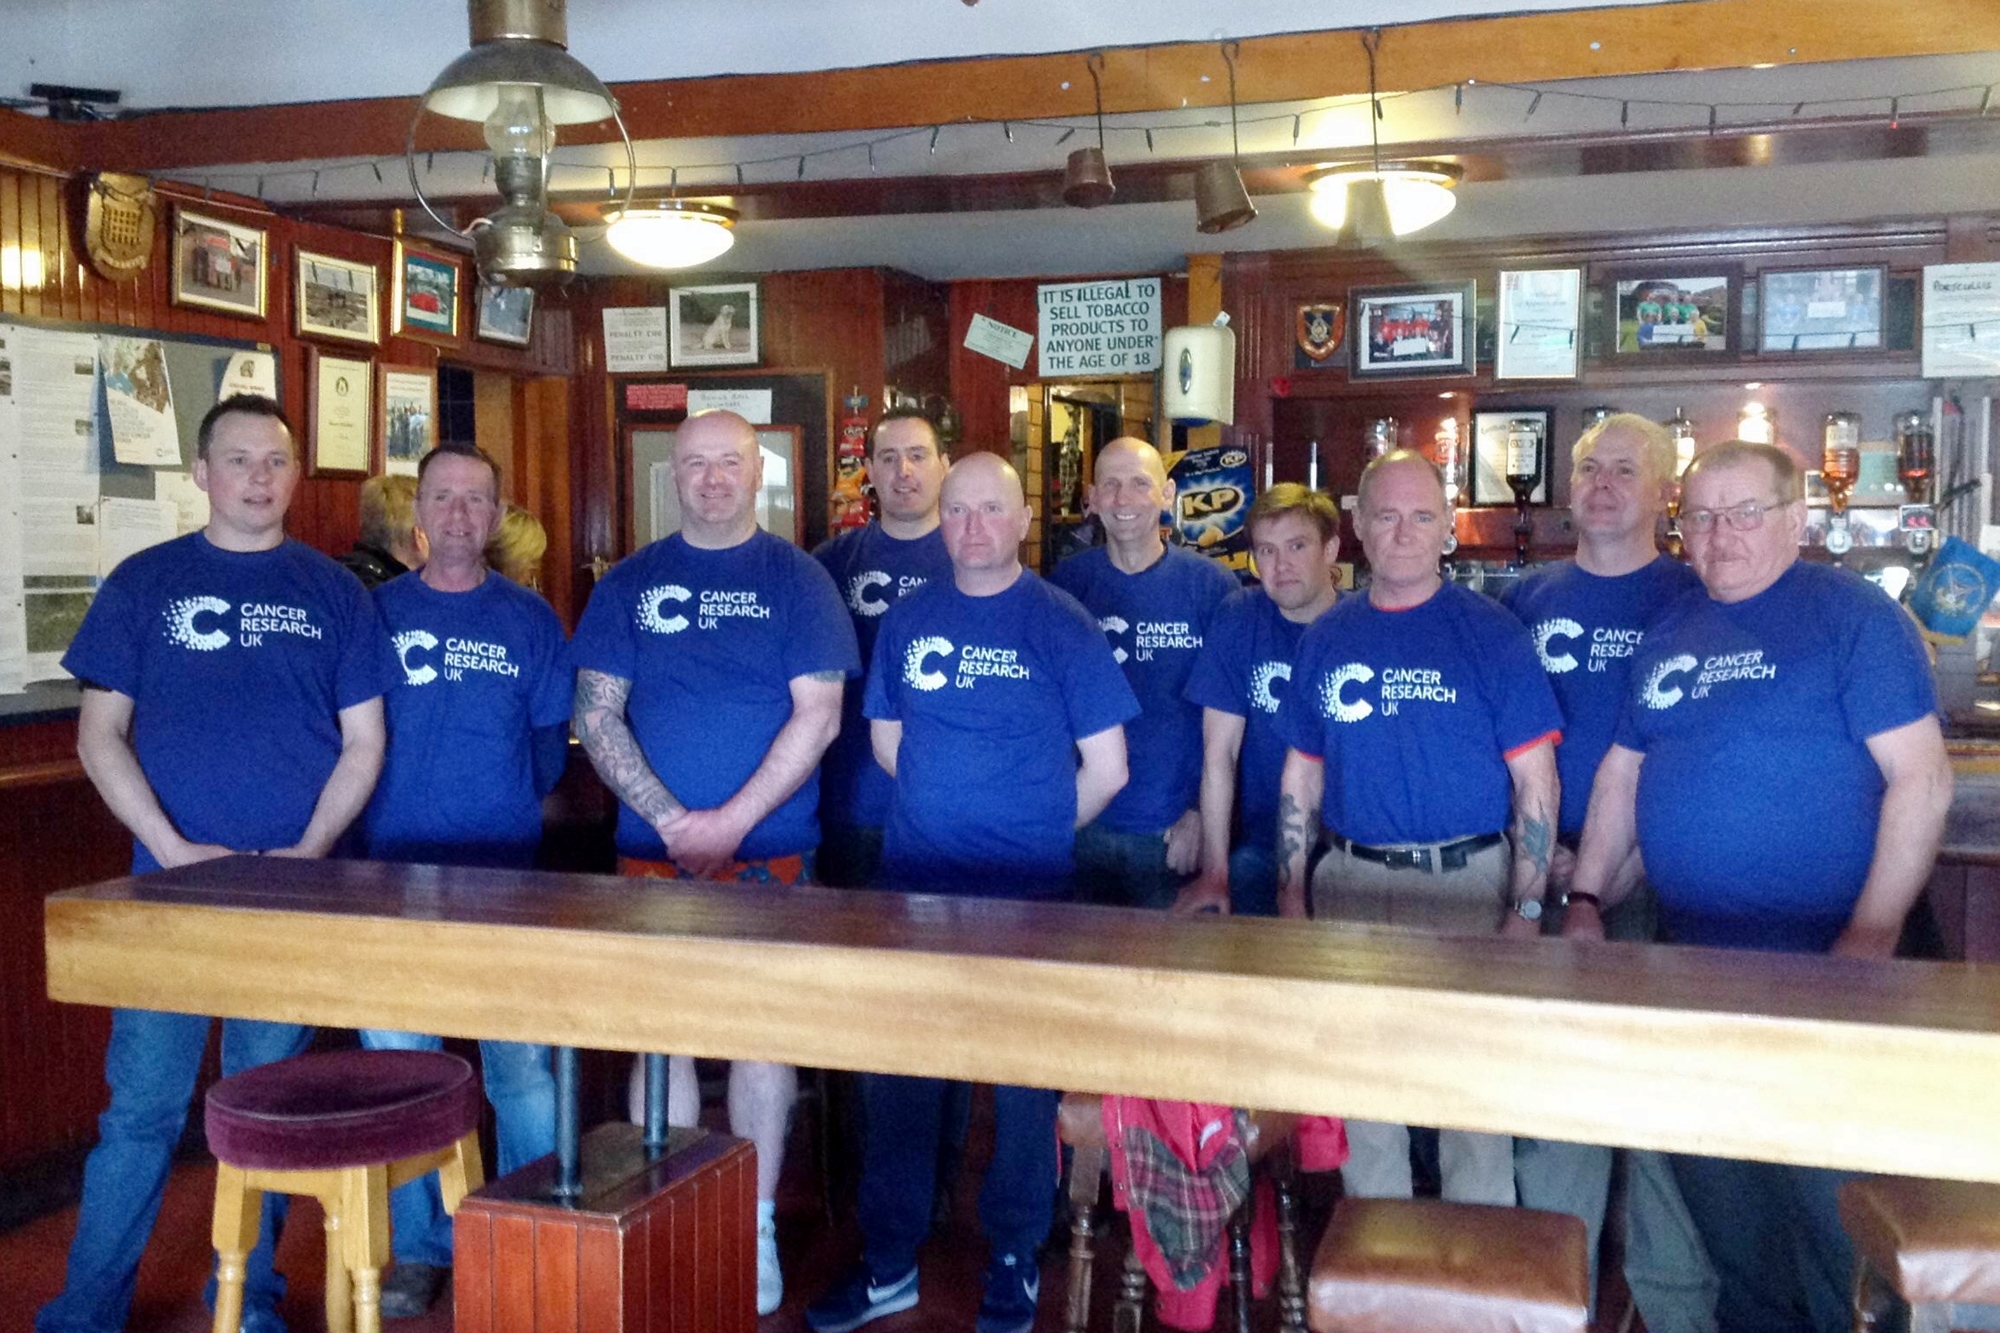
1515, 898, 1543, 921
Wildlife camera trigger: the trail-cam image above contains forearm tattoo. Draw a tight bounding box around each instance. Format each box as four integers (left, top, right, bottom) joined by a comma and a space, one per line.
1278, 792, 1314, 888
1516, 814, 1552, 877
573, 670, 685, 826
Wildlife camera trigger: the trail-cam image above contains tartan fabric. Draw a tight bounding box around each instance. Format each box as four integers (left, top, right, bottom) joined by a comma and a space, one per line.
1116, 1107, 1252, 1291
618, 852, 811, 885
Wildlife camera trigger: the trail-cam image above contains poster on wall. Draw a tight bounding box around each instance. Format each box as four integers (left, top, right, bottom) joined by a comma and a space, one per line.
1495, 269, 1582, 380
1922, 262, 2000, 378
603, 307, 669, 373
1168, 441, 1254, 574
1037, 277, 1162, 377
102, 337, 181, 466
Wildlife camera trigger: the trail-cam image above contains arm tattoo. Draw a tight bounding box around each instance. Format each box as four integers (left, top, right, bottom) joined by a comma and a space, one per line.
1517, 815, 1552, 876
806, 669, 847, 683
573, 670, 685, 826
1278, 792, 1313, 887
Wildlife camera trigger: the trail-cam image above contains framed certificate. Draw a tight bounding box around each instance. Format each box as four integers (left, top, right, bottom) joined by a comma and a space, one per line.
1495, 269, 1581, 380
307, 349, 373, 478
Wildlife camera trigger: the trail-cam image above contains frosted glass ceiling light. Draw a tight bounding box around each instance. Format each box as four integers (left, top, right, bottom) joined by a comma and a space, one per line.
1305, 163, 1462, 237
605, 200, 739, 268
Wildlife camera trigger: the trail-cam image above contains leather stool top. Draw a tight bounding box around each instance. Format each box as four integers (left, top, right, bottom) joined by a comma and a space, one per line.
1840, 1176, 2000, 1307
205, 1049, 481, 1173
1059, 1092, 1298, 1163
1308, 1198, 1589, 1333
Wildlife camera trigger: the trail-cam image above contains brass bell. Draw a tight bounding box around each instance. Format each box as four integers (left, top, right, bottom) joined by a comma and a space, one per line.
1194, 160, 1256, 234
1063, 147, 1115, 208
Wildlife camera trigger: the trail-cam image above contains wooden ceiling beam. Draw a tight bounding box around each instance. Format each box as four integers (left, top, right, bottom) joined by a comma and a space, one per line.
34, 0, 2000, 174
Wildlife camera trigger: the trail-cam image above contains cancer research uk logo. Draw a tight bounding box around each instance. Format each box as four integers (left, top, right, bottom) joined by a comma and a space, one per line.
1641, 649, 1775, 709
393, 629, 521, 686
1318, 661, 1457, 723
164, 597, 322, 651
1098, 614, 1202, 666
846, 570, 929, 618
902, 635, 1031, 692
1249, 661, 1290, 714
1532, 618, 1645, 675
638, 583, 771, 634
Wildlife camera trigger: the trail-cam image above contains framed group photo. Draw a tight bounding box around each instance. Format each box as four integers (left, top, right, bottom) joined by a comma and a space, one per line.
1611, 271, 1733, 354
1471, 408, 1553, 505
171, 207, 268, 320
1760, 266, 1885, 352
391, 240, 462, 343
475, 283, 537, 347
295, 249, 380, 345
1349, 281, 1476, 378
378, 363, 438, 477
669, 282, 760, 367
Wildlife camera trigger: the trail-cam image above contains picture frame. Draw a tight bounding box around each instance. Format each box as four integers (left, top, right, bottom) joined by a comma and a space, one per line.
378, 362, 438, 477
307, 348, 374, 478
391, 240, 461, 343
1471, 408, 1553, 506
1609, 269, 1735, 355
1495, 268, 1582, 380
1759, 265, 1886, 352
475, 283, 537, 347
295, 249, 380, 345
1348, 280, 1476, 379
170, 207, 268, 320
669, 282, 760, 367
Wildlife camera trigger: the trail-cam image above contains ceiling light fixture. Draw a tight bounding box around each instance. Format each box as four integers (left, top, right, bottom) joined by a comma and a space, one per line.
1062, 52, 1115, 208
407, 0, 636, 287
1194, 41, 1256, 234
604, 199, 739, 269
1311, 29, 1461, 247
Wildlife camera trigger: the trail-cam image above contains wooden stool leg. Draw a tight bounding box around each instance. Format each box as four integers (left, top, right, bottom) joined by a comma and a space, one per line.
437, 1129, 485, 1214
1273, 1162, 1307, 1333
1227, 1211, 1253, 1333
209, 1164, 260, 1333
1113, 1244, 1147, 1333
1065, 1142, 1105, 1333
323, 1190, 353, 1333
343, 1166, 392, 1333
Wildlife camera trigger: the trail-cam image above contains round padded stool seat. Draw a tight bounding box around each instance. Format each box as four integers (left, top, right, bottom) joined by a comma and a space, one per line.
1840, 1176, 2000, 1307
206, 1049, 481, 1173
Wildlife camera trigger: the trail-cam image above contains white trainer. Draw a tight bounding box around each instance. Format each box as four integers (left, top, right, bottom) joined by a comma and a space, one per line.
758, 1218, 784, 1316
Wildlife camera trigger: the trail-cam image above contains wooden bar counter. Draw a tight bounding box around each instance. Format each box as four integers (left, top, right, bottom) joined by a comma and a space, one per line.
42, 855, 2000, 1183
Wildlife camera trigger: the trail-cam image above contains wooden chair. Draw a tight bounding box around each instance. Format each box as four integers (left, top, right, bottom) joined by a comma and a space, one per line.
204, 1048, 485, 1333
1059, 1091, 1307, 1333
1839, 1176, 2000, 1333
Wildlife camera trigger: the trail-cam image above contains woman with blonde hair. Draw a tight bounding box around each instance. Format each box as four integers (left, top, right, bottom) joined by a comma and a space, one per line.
487, 503, 548, 588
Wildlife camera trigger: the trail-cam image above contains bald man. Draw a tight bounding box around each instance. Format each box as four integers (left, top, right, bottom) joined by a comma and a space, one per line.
808, 452, 1136, 1333
1052, 438, 1236, 908
571, 409, 859, 1315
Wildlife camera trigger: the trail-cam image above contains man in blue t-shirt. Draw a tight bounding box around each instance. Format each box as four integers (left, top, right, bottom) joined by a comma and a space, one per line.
1501, 414, 1714, 1333
813, 409, 952, 888
1177, 483, 1342, 917
1277, 449, 1561, 1207
809, 453, 1136, 1333
572, 409, 858, 1315
1053, 437, 1236, 908
356, 446, 571, 1316
1568, 440, 1953, 1333
41, 396, 390, 1333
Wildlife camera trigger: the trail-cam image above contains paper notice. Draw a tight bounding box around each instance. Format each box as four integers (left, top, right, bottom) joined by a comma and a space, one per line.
14, 327, 101, 580
603, 307, 669, 373
97, 497, 178, 578
964, 313, 1034, 370
0, 380, 24, 694
155, 469, 210, 535
686, 387, 773, 423
221, 350, 278, 401
1923, 263, 2000, 378
103, 336, 182, 466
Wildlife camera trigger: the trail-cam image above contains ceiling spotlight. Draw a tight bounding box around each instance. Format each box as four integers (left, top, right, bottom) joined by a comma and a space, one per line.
605, 200, 739, 269
1305, 162, 1464, 238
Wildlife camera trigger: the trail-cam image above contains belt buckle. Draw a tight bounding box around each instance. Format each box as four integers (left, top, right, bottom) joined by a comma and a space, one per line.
1388, 846, 1430, 873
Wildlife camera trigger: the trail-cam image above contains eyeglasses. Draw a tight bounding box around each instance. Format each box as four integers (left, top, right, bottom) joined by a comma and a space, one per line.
1681, 498, 1790, 533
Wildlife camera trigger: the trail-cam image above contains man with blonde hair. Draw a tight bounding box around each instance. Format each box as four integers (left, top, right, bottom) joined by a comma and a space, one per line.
338, 473, 425, 588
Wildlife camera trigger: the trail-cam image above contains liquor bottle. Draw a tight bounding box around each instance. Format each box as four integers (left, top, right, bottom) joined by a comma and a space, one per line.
1505, 420, 1542, 566
1821, 413, 1860, 515
1895, 410, 1934, 506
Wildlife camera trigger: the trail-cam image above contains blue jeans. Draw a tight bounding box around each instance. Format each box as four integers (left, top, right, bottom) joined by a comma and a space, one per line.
37, 1009, 312, 1333
1670, 1155, 1854, 1333
358, 1030, 556, 1267
1073, 820, 1179, 910
857, 1075, 1059, 1272
1227, 843, 1280, 917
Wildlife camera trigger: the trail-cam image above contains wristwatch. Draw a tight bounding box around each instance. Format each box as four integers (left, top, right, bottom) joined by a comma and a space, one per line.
1511, 897, 1544, 923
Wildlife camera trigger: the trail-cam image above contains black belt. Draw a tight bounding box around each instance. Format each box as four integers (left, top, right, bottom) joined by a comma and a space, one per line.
1329, 831, 1505, 874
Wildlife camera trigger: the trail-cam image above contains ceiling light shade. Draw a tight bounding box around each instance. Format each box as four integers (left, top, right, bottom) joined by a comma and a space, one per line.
1305, 162, 1462, 238
422, 41, 617, 124
605, 200, 739, 269
1063, 147, 1116, 208
1193, 160, 1257, 234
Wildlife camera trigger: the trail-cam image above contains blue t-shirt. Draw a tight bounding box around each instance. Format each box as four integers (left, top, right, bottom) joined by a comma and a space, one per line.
1183, 587, 1327, 851
1279, 582, 1563, 846
1613, 562, 1936, 953
1502, 556, 1702, 838
863, 570, 1140, 898
812, 523, 952, 830
365, 572, 572, 868
61, 533, 392, 873
1051, 546, 1237, 834
570, 529, 860, 860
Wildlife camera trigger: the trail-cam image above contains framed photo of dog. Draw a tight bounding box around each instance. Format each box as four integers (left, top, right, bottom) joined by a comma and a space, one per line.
670, 283, 759, 367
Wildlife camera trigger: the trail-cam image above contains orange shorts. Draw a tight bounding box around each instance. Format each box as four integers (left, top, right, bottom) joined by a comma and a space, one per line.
618, 852, 812, 886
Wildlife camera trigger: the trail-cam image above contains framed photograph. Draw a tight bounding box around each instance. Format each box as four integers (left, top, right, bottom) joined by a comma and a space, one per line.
1760, 266, 1886, 352
378, 363, 438, 477
391, 240, 461, 342
170, 207, 267, 319
1495, 269, 1582, 380
295, 249, 380, 345
307, 348, 373, 478
1471, 408, 1553, 506
475, 283, 537, 347
669, 282, 760, 367
1348, 281, 1476, 378
1611, 272, 1733, 354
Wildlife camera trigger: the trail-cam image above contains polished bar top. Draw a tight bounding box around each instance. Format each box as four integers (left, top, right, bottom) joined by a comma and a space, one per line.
44, 856, 2000, 1182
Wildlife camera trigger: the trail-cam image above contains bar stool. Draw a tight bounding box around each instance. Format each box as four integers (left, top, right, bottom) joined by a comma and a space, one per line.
1059, 1091, 1307, 1333
1308, 1198, 1589, 1333
1839, 1176, 2000, 1333
204, 1048, 486, 1333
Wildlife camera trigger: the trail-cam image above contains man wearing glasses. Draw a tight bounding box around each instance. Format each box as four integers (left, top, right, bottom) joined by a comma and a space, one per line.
1566, 439, 1953, 1333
